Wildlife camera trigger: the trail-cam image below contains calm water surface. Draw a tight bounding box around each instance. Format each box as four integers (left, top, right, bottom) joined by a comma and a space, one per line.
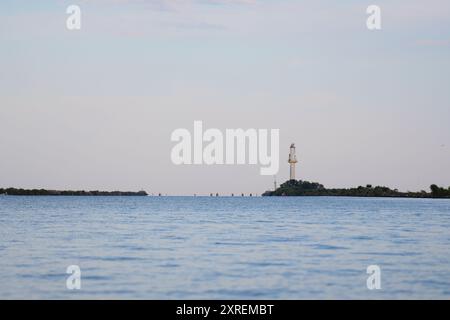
1, 196, 449, 299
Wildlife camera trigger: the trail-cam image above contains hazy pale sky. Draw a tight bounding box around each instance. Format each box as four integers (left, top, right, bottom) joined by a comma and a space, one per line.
1, 0, 450, 195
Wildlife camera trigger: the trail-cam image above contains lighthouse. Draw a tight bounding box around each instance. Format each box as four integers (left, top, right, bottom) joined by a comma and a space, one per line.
288, 143, 298, 180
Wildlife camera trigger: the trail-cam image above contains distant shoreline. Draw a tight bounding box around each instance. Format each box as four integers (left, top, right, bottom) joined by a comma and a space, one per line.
262, 180, 450, 199
2, 183, 450, 199
0, 188, 148, 196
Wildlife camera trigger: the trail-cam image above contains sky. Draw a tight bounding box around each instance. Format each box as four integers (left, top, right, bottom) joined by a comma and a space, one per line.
1, 0, 450, 195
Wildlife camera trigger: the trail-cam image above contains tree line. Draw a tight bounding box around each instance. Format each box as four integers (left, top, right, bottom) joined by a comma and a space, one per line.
262, 180, 450, 198
0, 188, 148, 196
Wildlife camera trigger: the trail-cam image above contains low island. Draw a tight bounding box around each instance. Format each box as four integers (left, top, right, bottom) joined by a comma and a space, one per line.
0, 188, 148, 196
262, 180, 450, 199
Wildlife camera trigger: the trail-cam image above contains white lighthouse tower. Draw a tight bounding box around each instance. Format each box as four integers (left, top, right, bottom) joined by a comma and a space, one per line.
288, 143, 298, 180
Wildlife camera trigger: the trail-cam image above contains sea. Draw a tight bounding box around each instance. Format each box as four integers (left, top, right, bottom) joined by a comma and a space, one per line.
0, 196, 449, 299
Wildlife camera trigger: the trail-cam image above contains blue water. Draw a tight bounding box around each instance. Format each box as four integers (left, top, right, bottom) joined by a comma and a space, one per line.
1, 196, 450, 299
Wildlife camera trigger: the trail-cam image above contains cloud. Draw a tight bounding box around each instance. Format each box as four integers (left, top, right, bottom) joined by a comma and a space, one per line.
73, 0, 258, 11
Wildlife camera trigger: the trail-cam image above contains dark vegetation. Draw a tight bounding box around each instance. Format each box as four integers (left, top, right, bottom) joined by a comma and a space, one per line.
0, 188, 148, 196
262, 180, 450, 198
